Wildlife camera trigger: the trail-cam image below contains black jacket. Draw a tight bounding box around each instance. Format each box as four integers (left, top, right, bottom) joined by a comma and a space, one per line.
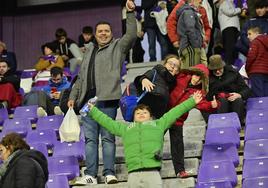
0, 70, 21, 92
207, 65, 252, 101
0, 150, 48, 188
134, 64, 176, 118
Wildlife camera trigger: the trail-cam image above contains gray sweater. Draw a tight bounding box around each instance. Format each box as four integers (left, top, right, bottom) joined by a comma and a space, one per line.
69, 12, 137, 107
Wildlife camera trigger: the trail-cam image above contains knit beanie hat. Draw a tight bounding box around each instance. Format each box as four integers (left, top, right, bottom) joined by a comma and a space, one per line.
208, 55, 226, 70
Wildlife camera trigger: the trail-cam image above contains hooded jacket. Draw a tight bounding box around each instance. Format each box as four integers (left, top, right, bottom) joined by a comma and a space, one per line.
176, 3, 203, 51
0, 149, 48, 188
0, 69, 20, 92
169, 64, 218, 126
246, 34, 268, 76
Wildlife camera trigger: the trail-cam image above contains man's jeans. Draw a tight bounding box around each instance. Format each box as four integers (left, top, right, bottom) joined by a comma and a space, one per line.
82, 104, 117, 177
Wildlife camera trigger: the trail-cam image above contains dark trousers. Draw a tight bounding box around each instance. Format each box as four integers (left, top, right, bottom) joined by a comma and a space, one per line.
202, 97, 245, 124
169, 125, 184, 175
222, 27, 239, 65
249, 74, 268, 97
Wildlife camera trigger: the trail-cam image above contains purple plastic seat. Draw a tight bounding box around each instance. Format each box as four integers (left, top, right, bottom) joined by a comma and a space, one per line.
244, 139, 268, 160
197, 160, 237, 187
247, 97, 268, 111
29, 143, 48, 157
196, 181, 232, 188
0, 108, 9, 126
202, 143, 239, 167
13, 105, 38, 123
36, 115, 64, 133
2, 118, 32, 137
245, 122, 268, 141
243, 158, 268, 179
26, 129, 57, 149
46, 175, 69, 188
246, 110, 268, 125
48, 155, 80, 180
21, 70, 37, 78
205, 127, 240, 148
53, 140, 85, 161
243, 177, 268, 188
208, 112, 241, 131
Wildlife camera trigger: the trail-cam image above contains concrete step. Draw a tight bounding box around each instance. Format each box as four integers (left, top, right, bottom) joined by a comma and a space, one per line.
76, 158, 199, 184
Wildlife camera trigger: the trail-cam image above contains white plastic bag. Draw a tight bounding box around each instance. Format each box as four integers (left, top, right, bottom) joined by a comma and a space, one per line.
59, 108, 80, 142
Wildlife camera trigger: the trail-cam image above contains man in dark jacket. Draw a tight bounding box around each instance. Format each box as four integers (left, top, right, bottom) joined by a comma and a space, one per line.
0, 59, 22, 109
203, 55, 252, 124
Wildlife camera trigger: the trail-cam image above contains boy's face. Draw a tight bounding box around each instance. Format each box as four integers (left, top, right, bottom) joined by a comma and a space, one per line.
256, 7, 266, 17
0, 62, 9, 76
247, 30, 259, 42
213, 68, 224, 77
164, 57, 181, 76
191, 75, 201, 86
134, 109, 152, 123
44, 46, 53, 55
58, 36, 66, 44
82, 33, 93, 42
51, 74, 63, 84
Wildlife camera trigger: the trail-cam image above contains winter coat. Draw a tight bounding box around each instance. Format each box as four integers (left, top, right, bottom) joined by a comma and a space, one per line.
0, 150, 48, 188
207, 65, 252, 100
169, 64, 218, 126
176, 3, 203, 51
246, 34, 268, 76
141, 0, 158, 29
52, 38, 76, 59
236, 17, 268, 56
34, 55, 64, 71
89, 97, 196, 172
69, 12, 137, 107
167, 0, 211, 45
0, 70, 20, 92
134, 64, 176, 118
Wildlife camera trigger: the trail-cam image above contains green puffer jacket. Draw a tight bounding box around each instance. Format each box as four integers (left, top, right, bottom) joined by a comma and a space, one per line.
89, 97, 196, 172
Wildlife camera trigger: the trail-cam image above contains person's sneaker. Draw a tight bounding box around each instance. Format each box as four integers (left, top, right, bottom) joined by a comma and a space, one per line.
54, 106, 64, 115
177, 171, 189, 178
105, 175, 118, 184
74, 175, 97, 185
37, 107, 47, 117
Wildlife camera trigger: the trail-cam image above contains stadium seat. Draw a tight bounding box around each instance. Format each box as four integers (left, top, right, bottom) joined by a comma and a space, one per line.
29, 142, 48, 157
246, 110, 268, 125
48, 155, 80, 180
2, 118, 32, 137
247, 97, 268, 111
26, 129, 57, 149
0, 108, 9, 126
197, 160, 237, 187
205, 127, 240, 148
46, 175, 69, 188
36, 115, 64, 133
196, 180, 233, 188
242, 177, 268, 188
201, 143, 239, 167
244, 139, 268, 160
53, 140, 85, 161
245, 122, 268, 141
13, 105, 38, 123
207, 112, 241, 131
243, 158, 268, 179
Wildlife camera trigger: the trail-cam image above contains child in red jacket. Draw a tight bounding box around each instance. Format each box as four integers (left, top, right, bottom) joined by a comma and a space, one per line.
246, 26, 268, 97
168, 64, 219, 178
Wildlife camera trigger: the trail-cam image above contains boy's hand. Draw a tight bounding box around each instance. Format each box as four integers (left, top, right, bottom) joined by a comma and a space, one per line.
192, 91, 202, 104
88, 102, 94, 111
141, 78, 155, 92
211, 96, 218, 108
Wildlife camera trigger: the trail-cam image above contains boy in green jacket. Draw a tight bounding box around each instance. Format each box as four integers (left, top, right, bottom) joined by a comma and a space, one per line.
87, 91, 202, 188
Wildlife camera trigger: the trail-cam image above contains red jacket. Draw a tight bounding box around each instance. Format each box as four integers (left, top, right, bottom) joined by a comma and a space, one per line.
167, 1, 211, 45
246, 34, 268, 76
169, 72, 218, 126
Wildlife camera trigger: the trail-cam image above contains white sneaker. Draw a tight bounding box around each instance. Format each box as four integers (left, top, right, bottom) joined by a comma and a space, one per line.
37, 107, 47, 117
74, 175, 97, 185
105, 175, 118, 184
54, 106, 64, 115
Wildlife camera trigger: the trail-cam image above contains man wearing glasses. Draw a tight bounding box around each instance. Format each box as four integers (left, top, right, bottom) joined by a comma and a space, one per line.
23, 66, 70, 116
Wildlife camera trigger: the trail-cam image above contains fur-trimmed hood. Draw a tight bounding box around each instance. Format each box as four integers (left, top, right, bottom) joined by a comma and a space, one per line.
180, 64, 209, 93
